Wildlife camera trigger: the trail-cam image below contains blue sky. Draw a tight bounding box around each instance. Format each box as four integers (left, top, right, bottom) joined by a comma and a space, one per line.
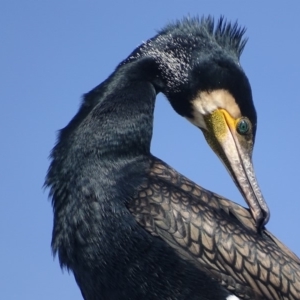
1, 1, 300, 299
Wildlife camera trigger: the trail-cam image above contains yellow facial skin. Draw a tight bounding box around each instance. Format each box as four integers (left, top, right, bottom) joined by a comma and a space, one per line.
202, 109, 270, 229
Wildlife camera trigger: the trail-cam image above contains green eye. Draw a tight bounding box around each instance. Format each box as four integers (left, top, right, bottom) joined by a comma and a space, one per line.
236, 118, 250, 135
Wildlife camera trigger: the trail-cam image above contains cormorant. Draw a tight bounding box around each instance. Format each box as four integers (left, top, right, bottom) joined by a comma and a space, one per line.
45, 17, 300, 299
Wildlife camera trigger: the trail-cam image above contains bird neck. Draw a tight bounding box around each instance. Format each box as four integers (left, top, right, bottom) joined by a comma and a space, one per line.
47, 62, 158, 232
60, 61, 158, 168
98, 73, 155, 154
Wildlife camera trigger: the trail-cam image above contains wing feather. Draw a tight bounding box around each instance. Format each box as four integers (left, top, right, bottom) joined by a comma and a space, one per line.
129, 159, 300, 300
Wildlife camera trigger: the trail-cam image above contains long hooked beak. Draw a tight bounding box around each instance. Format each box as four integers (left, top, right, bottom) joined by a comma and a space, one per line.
202, 108, 270, 229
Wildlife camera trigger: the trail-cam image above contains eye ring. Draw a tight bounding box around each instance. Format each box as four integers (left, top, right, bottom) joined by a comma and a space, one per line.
236, 118, 250, 135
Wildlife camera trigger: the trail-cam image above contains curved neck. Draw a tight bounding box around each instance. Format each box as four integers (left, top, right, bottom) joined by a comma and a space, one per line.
60, 61, 158, 164
90, 78, 156, 156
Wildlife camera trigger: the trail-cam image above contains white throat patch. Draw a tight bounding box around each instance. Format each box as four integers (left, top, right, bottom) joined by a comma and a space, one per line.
186, 89, 241, 129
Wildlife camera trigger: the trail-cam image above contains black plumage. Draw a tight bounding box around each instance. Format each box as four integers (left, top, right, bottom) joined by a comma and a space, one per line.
46, 17, 300, 299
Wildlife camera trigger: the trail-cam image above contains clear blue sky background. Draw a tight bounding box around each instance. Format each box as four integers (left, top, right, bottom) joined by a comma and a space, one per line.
1, 1, 300, 299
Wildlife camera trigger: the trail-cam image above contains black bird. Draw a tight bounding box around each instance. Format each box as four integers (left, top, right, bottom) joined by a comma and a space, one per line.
46, 17, 300, 299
